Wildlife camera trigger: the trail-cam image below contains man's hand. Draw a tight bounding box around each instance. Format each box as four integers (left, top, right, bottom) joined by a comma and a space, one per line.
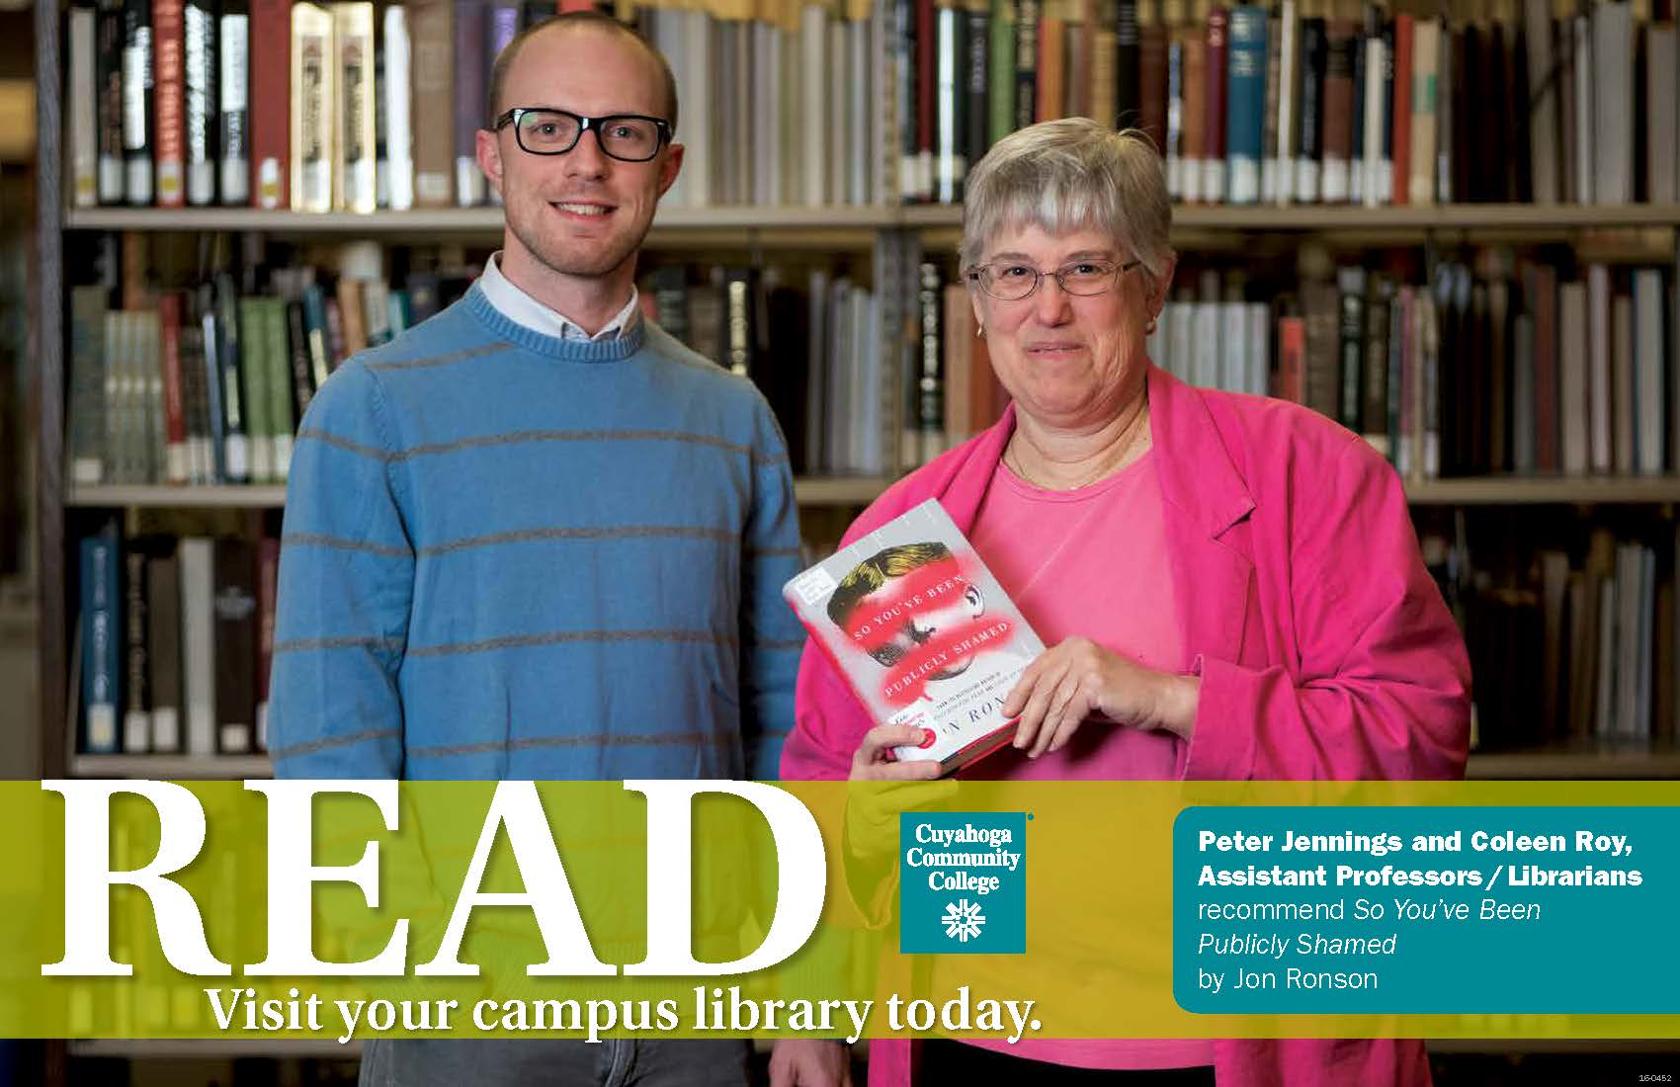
768, 1038, 853, 1087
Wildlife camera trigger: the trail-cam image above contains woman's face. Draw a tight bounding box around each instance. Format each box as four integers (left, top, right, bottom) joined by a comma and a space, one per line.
970, 223, 1164, 429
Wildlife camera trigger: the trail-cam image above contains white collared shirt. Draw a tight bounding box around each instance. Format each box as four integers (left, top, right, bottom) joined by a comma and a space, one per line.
479, 251, 641, 342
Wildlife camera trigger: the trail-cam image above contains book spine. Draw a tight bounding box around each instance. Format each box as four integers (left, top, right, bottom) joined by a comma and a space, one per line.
146, 550, 181, 752
1293, 16, 1324, 203
1262, 7, 1283, 203
249, 0, 290, 208
1181, 29, 1204, 201
289, 2, 334, 212
70, 5, 101, 207
408, 0, 452, 206
265, 299, 296, 478
988, 0, 1014, 147
122, 0, 155, 204
335, 1, 376, 212
158, 292, 189, 483
178, 538, 216, 756
238, 297, 273, 481
1389, 12, 1411, 206
67, 287, 110, 486
1407, 18, 1437, 206
219, 0, 250, 203
453, 0, 488, 206
80, 526, 121, 754
966, 5, 991, 167
97, 0, 128, 202
1013, 0, 1038, 130
256, 537, 280, 751
1224, 4, 1265, 204
1320, 19, 1352, 202
213, 539, 257, 753
1337, 265, 1365, 431
1138, 19, 1168, 146
1202, 7, 1227, 202
1164, 34, 1183, 197
122, 549, 151, 754
285, 298, 315, 417
1360, 18, 1384, 206
383, 5, 414, 210
183, 0, 217, 205
1523, 0, 1559, 203
122, 16, 180, 208
1115, 0, 1140, 125
935, 3, 964, 203
917, 261, 944, 464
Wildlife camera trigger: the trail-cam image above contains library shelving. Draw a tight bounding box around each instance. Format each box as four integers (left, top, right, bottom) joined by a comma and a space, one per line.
30, 0, 1680, 1079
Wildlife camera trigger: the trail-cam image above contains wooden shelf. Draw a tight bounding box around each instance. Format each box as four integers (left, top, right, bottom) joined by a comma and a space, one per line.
1405, 476, 1680, 504
66, 203, 1680, 239
68, 477, 894, 509
1467, 748, 1680, 779
71, 753, 273, 778
904, 202, 1680, 232
63, 204, 899, 236
70, 1039, 359, 1060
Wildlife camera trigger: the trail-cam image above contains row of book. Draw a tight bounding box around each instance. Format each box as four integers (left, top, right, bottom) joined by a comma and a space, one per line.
65, 251, 472, 486
645, 263, 888, 476
896, 0, 1680, 207
1161, 255, 1680, 480
66, 246, 890, 485
76, 523, 275, 756
1437, 524, 1680, 750
64, 0, 884, 212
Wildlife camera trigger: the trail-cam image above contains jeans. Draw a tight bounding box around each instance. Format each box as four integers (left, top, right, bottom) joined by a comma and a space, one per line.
357, 1039, 754, 1086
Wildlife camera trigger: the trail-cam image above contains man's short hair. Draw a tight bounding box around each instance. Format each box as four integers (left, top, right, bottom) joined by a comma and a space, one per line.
827, 542, 954, 628
486, 11, 680, 134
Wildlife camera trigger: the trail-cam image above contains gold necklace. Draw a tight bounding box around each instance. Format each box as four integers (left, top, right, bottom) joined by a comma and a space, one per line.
1006, 406, 1151, 492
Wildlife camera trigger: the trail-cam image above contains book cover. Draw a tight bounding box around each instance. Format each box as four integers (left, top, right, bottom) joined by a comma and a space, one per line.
146, 547, 182, 752
1224, 4, 1265, 204
250, 0, 291, 208
289, 1, 335, 212
783, 498, 1046, 773
408, 0, 453, 206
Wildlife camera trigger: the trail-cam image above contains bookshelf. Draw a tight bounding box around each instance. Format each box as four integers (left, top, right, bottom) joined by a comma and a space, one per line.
29, 0, 1680, 1080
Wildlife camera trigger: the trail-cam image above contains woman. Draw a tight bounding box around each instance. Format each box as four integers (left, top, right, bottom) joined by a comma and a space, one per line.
776, 120, 1471, 1086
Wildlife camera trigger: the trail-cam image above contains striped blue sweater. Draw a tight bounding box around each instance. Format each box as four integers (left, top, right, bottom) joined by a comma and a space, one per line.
268, 281, 805, 780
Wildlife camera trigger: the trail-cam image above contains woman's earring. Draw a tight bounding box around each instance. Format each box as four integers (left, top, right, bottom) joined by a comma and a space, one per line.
1146, 316, 1159, 335
977, 324, 986, 338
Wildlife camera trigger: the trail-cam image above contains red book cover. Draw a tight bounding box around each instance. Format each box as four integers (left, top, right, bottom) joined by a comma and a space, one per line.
1390, 12, 1413, 206
918, 0, 935, 160
1277, 313, 1305, 404
784, 499, 1046, 775
1204, 8, 1228, 193
249, 0, 290, 208
153, 0, 186, 206
158, 291, 189, 482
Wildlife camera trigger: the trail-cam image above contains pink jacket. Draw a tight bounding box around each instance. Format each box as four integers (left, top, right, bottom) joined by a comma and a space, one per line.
781, 366, 1472, 1087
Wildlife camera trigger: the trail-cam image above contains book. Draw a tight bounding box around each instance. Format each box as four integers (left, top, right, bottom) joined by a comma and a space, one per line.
250, 0, 290, 207
219, 0, 251, 204
79, 523, 121, 754
782, 498, 1046, 774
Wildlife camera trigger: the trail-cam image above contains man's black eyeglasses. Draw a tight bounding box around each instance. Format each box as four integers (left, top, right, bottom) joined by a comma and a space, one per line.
493, 108, 673, 162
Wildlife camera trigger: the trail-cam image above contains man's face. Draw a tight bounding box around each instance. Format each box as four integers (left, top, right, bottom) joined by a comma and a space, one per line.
477, 26, 683, 281
860, 580, 986, 679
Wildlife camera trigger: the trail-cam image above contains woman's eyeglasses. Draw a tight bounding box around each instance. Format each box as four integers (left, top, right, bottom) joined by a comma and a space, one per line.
493, 108, 673, 162
965, 258, 1144, 301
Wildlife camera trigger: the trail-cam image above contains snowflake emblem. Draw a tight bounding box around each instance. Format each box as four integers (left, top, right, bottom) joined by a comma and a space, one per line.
941, 898, 987, 942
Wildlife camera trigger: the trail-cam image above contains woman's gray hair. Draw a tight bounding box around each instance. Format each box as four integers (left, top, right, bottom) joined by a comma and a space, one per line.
960, 119, 1173, 281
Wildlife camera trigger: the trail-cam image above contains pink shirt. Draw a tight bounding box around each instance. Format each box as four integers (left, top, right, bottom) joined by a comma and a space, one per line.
958, 450, 1215, 1071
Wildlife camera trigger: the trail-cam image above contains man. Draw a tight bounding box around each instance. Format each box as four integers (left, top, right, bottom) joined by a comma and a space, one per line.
269, 13, 817, 1084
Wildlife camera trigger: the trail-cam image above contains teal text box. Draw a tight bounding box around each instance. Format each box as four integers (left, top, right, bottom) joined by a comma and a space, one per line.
1174, 806, 1671, 1013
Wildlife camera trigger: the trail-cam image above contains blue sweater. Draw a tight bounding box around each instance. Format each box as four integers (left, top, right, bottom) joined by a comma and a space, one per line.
268, 282, 805, 780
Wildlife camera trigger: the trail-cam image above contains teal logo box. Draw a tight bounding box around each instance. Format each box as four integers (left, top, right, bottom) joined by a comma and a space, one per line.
899, 812, 1027, 954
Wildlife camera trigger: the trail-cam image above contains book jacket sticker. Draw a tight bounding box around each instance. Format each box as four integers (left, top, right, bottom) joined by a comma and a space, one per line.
900, 812, 1028, 954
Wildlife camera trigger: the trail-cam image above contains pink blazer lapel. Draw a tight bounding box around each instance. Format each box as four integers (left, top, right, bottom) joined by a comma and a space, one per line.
1146, 366, 1259, 672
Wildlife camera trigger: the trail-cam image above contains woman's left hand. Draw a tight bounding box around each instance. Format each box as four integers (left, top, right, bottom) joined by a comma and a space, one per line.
1001, 637, 1201, 757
